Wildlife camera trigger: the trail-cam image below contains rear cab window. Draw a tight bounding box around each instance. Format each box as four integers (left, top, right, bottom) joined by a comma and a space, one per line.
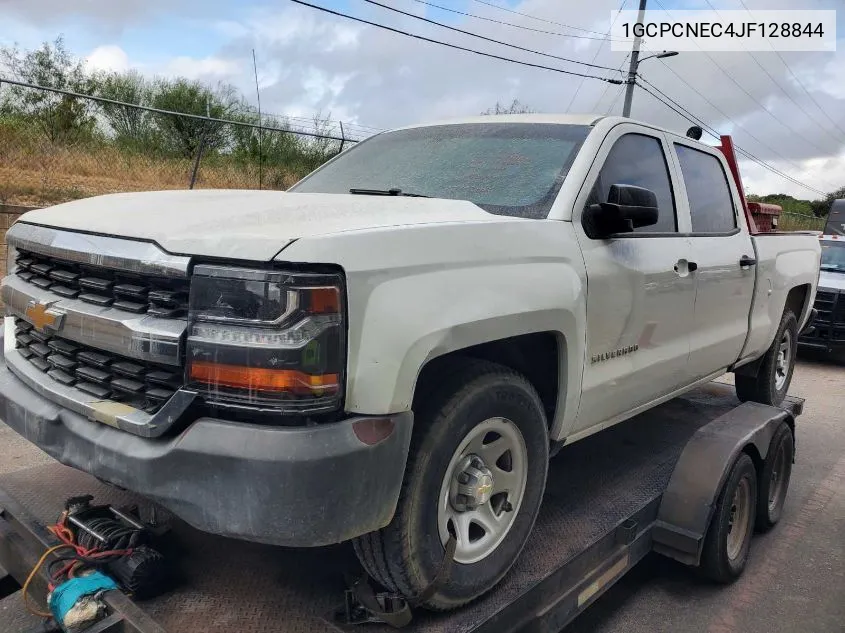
674, 144, 738, 234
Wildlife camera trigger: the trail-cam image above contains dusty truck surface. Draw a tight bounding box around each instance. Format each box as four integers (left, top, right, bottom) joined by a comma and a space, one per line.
0, 114, 821, 610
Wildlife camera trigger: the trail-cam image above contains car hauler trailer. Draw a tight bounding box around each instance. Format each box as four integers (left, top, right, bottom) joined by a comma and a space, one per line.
0, 382, 802, 633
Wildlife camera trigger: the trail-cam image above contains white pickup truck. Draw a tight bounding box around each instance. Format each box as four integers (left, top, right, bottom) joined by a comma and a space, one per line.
0, 114, 820, 610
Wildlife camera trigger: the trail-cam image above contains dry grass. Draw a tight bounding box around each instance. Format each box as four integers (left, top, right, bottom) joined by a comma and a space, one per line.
0, 125, 303, 207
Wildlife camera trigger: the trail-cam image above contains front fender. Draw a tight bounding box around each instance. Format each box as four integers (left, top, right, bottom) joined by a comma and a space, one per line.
279, 220, 587, 438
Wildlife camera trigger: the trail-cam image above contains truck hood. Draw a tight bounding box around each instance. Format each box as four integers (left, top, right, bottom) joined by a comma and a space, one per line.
18, 190, 504, 260
819, 269, 845, 292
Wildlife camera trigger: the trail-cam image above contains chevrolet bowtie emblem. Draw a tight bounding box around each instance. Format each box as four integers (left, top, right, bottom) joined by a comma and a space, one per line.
25, 300, 66, 334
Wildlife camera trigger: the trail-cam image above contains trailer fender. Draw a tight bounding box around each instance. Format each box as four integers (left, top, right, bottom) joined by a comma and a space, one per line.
652, 400, 798, 566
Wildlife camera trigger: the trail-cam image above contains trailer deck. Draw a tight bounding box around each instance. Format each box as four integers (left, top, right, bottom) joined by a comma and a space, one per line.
0, 383, 802, 633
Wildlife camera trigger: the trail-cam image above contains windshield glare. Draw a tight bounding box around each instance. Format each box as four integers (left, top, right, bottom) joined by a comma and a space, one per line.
820, 241, 845, 271
290, 123, 591, 219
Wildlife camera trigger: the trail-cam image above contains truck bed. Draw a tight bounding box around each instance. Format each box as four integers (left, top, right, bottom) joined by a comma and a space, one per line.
0, 383, 747, 633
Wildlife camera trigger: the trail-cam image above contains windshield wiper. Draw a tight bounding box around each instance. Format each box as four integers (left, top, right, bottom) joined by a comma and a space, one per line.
349, 187, 430, 198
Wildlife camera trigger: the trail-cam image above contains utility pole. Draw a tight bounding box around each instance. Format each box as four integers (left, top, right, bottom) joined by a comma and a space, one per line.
622, 0, 648, 118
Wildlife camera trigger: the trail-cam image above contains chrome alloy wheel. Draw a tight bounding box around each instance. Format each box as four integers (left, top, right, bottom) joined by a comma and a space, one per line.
437, 417, 528, 564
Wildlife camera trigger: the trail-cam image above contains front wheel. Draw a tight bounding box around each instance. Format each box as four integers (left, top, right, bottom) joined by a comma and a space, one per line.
353, 360, 549, 610
736, 310, 798, 406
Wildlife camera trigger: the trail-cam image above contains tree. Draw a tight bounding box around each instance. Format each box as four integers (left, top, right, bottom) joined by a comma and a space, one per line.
0, 37, 98, 143
97, 70, 154, 148
149, 78, 239, 158
810, 186, 845, 218
481, 99, 535, 115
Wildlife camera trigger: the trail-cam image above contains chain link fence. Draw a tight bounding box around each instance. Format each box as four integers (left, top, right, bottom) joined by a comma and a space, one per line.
0, 79, 380, 208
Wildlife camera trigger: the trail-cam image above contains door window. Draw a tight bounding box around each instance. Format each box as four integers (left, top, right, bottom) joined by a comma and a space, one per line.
675, 144, 737, 233
588, 133, 677, 233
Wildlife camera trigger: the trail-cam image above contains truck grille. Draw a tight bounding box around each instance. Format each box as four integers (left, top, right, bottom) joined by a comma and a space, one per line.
15, 249, 189, 318
812, 290, 845, 325
14, 318, 182, 413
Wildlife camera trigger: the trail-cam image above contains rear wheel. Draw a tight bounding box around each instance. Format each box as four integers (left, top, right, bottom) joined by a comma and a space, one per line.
736, 310, 797, 406
755, 422, 794, 532
700, 453, 758, 583
353, 359, 549, 610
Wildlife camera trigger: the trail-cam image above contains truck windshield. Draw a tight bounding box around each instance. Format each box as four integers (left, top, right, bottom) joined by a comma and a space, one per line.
820, 240, 845, 272
290, 123, 591, 219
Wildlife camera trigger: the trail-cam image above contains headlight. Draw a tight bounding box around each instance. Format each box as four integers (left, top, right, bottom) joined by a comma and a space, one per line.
186, 265, 345, 413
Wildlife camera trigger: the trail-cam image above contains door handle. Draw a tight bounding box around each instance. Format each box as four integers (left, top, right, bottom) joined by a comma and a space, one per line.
740, 255, 757, 267
673, 260, 698, 274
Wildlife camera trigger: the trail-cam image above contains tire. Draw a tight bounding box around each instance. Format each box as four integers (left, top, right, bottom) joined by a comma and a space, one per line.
736, 310, 798, 406
700, 453, 758, 583
353, 359, 549, 611
755, 422, 794, 532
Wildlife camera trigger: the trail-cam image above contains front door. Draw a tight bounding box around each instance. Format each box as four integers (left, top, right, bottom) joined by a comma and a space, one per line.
572, 127, 696, 436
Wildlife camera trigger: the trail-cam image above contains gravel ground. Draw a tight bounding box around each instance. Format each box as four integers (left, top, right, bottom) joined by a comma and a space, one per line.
0, 355, 843, 633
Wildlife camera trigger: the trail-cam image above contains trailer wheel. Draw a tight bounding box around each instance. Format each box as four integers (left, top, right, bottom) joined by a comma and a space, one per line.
735, 310, 797, 406
755, 422, 794, 532
700, 453, 758, 583
353, 359, 549, 611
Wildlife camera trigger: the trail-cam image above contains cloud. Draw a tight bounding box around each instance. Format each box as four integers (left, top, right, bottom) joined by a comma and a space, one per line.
85, 45, 130, 73
0, 0, 183, 31
162, 55, 241, 81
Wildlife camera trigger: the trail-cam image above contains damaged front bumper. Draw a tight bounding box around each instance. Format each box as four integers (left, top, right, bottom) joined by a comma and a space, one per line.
0, 334, 413, 547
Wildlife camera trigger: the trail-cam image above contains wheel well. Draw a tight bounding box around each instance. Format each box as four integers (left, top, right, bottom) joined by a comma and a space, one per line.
734, 285, 810, 378
742, 443, 764, 475
413, 332, 562, 425
785, 284, 810, 323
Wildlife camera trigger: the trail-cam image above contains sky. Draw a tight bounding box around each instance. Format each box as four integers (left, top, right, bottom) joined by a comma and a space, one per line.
1, 0, 843, 199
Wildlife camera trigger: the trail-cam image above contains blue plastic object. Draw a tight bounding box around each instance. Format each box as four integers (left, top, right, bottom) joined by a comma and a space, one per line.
49, 571, 118, 624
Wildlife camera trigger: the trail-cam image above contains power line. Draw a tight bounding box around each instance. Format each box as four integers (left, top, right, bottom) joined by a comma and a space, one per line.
605, 83, 627, 115
731, 0, 845, 142
772, 50, 845, 140
702, 0, 845, 146
288, 0, 623, 83
638, 77, 835, 194
639, 71, 837, 190
651, 0, 837, 158
592, 53, 630, 113
566, 0, 628, 112
637, 82, 826, 197
409, 0, 632, 42
635, 80, 830, 198
361, 0, 624, 73
470, 0, 615, 37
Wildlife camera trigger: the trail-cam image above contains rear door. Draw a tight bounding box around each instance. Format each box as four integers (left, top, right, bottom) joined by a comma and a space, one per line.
571, 124, 696, 436
670, 139, 756, 379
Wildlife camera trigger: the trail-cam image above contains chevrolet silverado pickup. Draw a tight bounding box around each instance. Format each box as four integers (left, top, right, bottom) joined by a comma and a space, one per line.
0, 114, 821, 610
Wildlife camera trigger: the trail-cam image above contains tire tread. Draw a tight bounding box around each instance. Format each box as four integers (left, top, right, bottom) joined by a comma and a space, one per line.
352, 357, 545, 610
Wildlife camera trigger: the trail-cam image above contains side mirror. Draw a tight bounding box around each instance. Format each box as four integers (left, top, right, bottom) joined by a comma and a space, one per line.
583, 184, 659, 238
